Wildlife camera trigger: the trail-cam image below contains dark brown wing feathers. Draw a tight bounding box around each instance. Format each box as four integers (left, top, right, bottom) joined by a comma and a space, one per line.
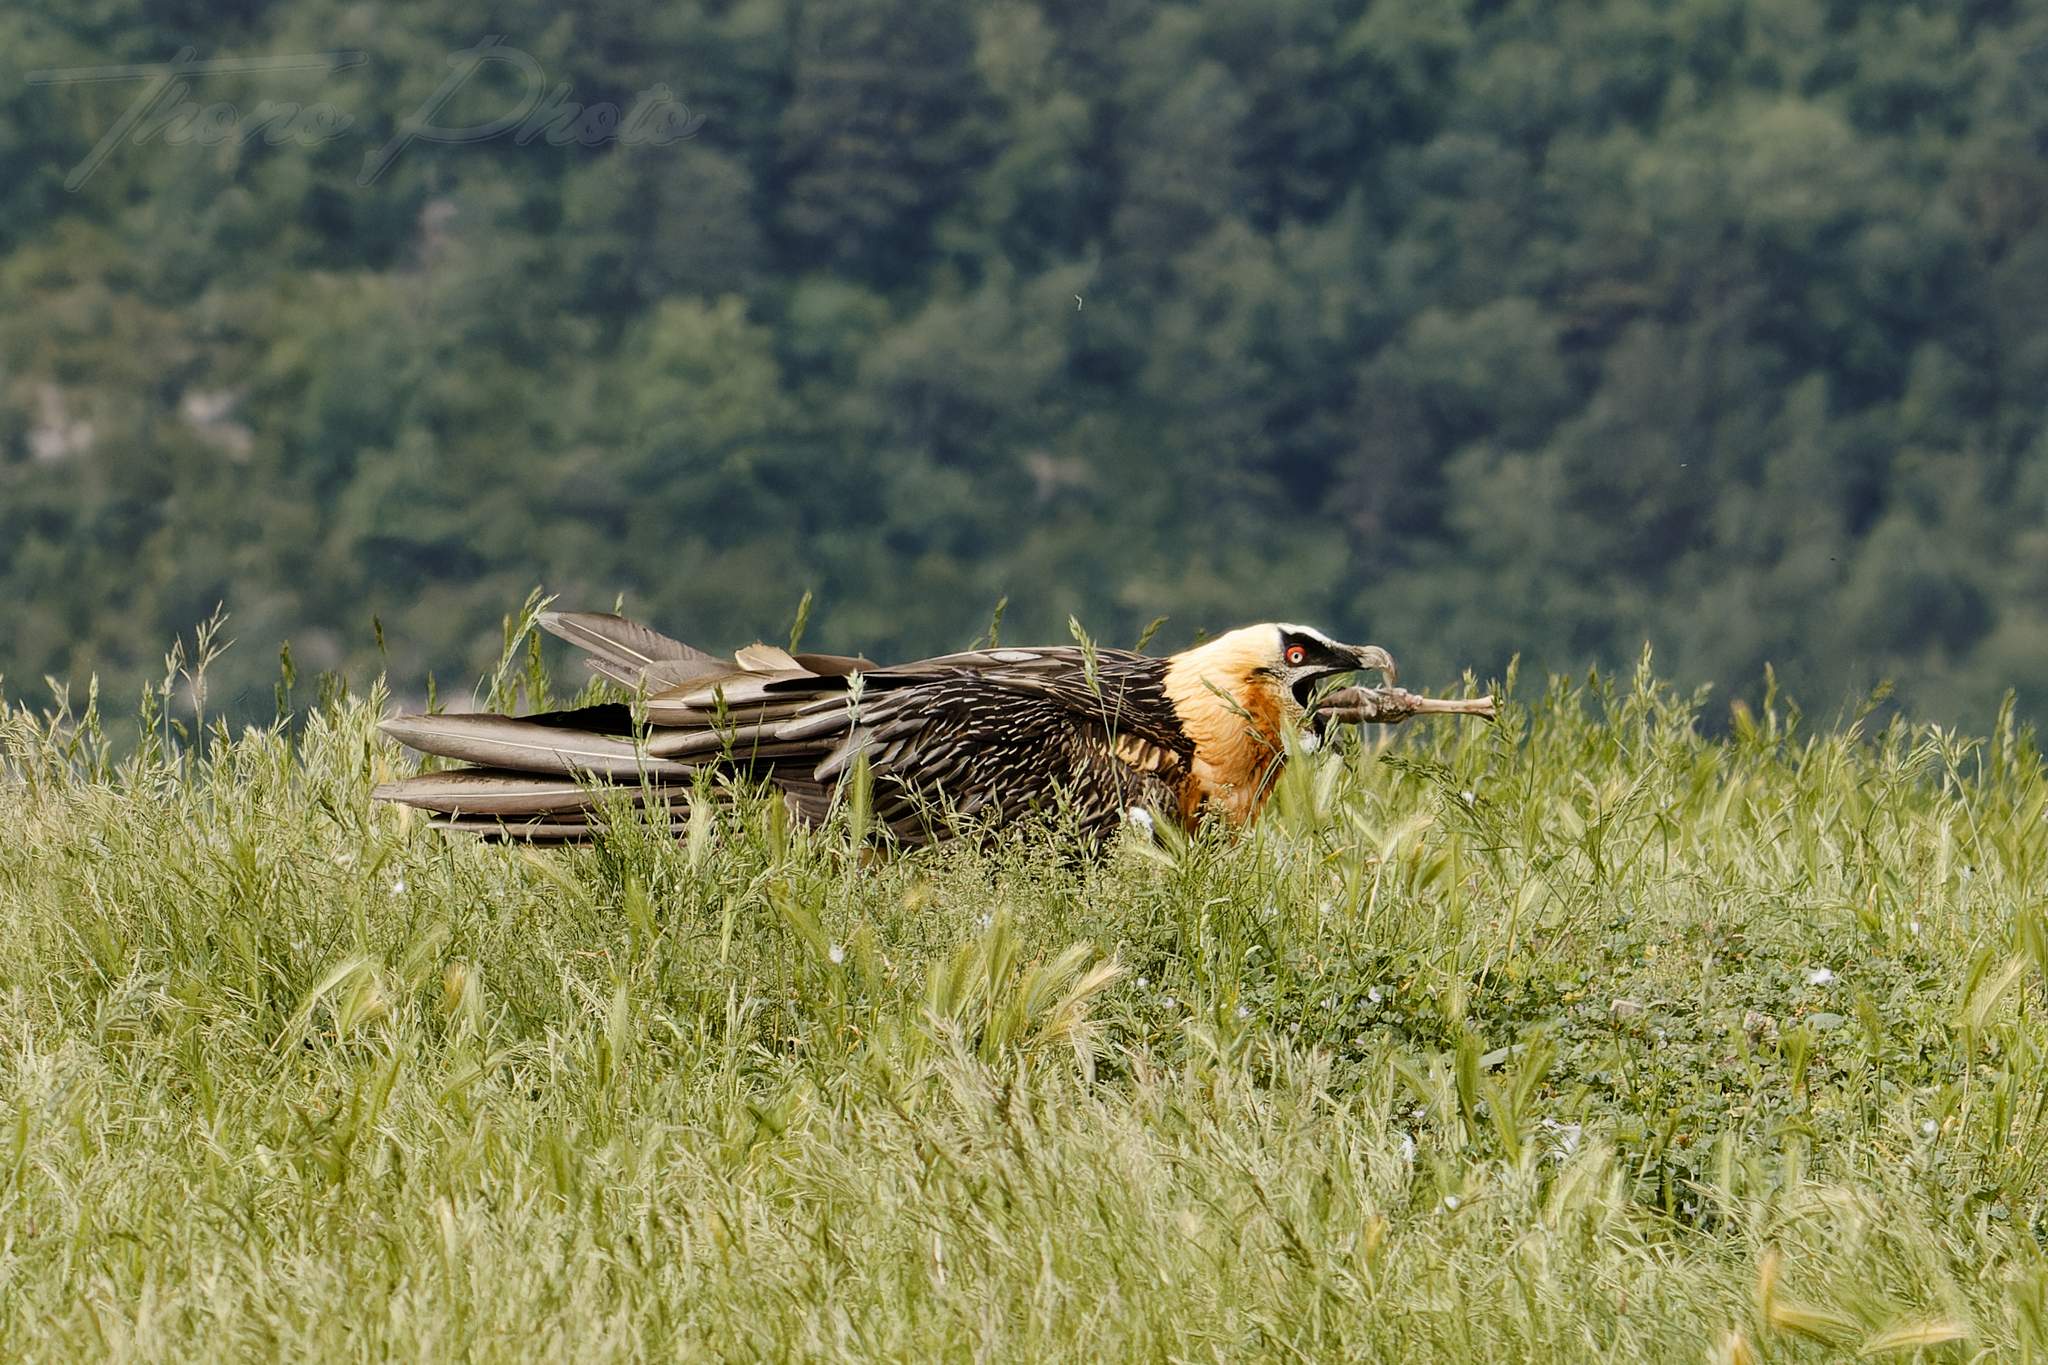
374, 616, 1193, 845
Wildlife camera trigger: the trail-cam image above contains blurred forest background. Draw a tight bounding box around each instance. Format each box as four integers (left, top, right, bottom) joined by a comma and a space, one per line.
3, 0, 2047, 728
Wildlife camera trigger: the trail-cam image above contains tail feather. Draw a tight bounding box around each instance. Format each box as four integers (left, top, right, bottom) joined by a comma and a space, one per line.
793, 652, 874, 677
733, 642, 802, 672
637, 658, 748, 691
582, 657, 644, 690
641, 698, 829, 730
370, 768, 680, 817
658, 671, 832, 712
377, 612, 879, 846
377, 714, 692, 780
428, 814, 690, 841
538, 611, 715, 667
645, 729, 827, 762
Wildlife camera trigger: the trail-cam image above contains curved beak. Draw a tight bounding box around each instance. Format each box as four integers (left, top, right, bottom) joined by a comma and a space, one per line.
1347, 644, 1397, 690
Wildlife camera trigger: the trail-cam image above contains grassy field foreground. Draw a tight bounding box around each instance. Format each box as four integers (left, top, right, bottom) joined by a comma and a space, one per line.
4, 647, 2048, 1360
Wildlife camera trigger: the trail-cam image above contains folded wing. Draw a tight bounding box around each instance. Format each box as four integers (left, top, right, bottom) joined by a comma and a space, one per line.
372, 613, 1193, 844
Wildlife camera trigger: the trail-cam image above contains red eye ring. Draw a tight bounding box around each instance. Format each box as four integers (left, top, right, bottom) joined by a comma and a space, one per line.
1285, 645, 1307, 666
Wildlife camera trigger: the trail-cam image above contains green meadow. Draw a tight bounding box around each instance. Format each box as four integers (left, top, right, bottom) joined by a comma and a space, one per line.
4, 634, 2046, 1360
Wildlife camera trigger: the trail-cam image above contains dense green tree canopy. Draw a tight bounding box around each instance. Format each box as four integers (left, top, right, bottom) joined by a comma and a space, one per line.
2, 0, 2044, 725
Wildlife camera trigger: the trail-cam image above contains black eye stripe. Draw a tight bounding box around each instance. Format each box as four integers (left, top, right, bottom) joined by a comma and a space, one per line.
1285, 637, 1366, 674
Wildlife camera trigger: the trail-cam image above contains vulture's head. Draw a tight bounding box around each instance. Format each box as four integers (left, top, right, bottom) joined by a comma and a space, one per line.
1163, 623, 1398, 743
1269, 623, 1397, 714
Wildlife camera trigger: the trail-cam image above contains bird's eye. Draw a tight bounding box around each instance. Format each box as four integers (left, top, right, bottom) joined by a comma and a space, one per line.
1285, 644, 1307, 666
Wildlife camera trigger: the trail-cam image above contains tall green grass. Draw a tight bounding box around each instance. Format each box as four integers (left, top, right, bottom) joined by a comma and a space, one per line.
3, 633, 2046, 1359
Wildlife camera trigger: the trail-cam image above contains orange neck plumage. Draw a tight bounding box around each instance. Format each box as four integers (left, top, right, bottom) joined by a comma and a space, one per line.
1163, 627, 1298, 824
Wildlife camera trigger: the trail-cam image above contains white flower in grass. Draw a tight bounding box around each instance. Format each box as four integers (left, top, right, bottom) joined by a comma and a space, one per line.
1367, 986, 1383, 1004
1235, 1005, 1251, 1021
390, 877, 406, 896
1805, 967, 1835, 986
1397, 1133, 1416, 1164
1136, 976, 1149, 990
1123, 807, 1155, 836
1921, 1119, 1938, 1137
1909, 920, 1922, 935
1442, 1194, 1461, 1211
828, 943, 845, 965
1460, 790, 1475, 806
